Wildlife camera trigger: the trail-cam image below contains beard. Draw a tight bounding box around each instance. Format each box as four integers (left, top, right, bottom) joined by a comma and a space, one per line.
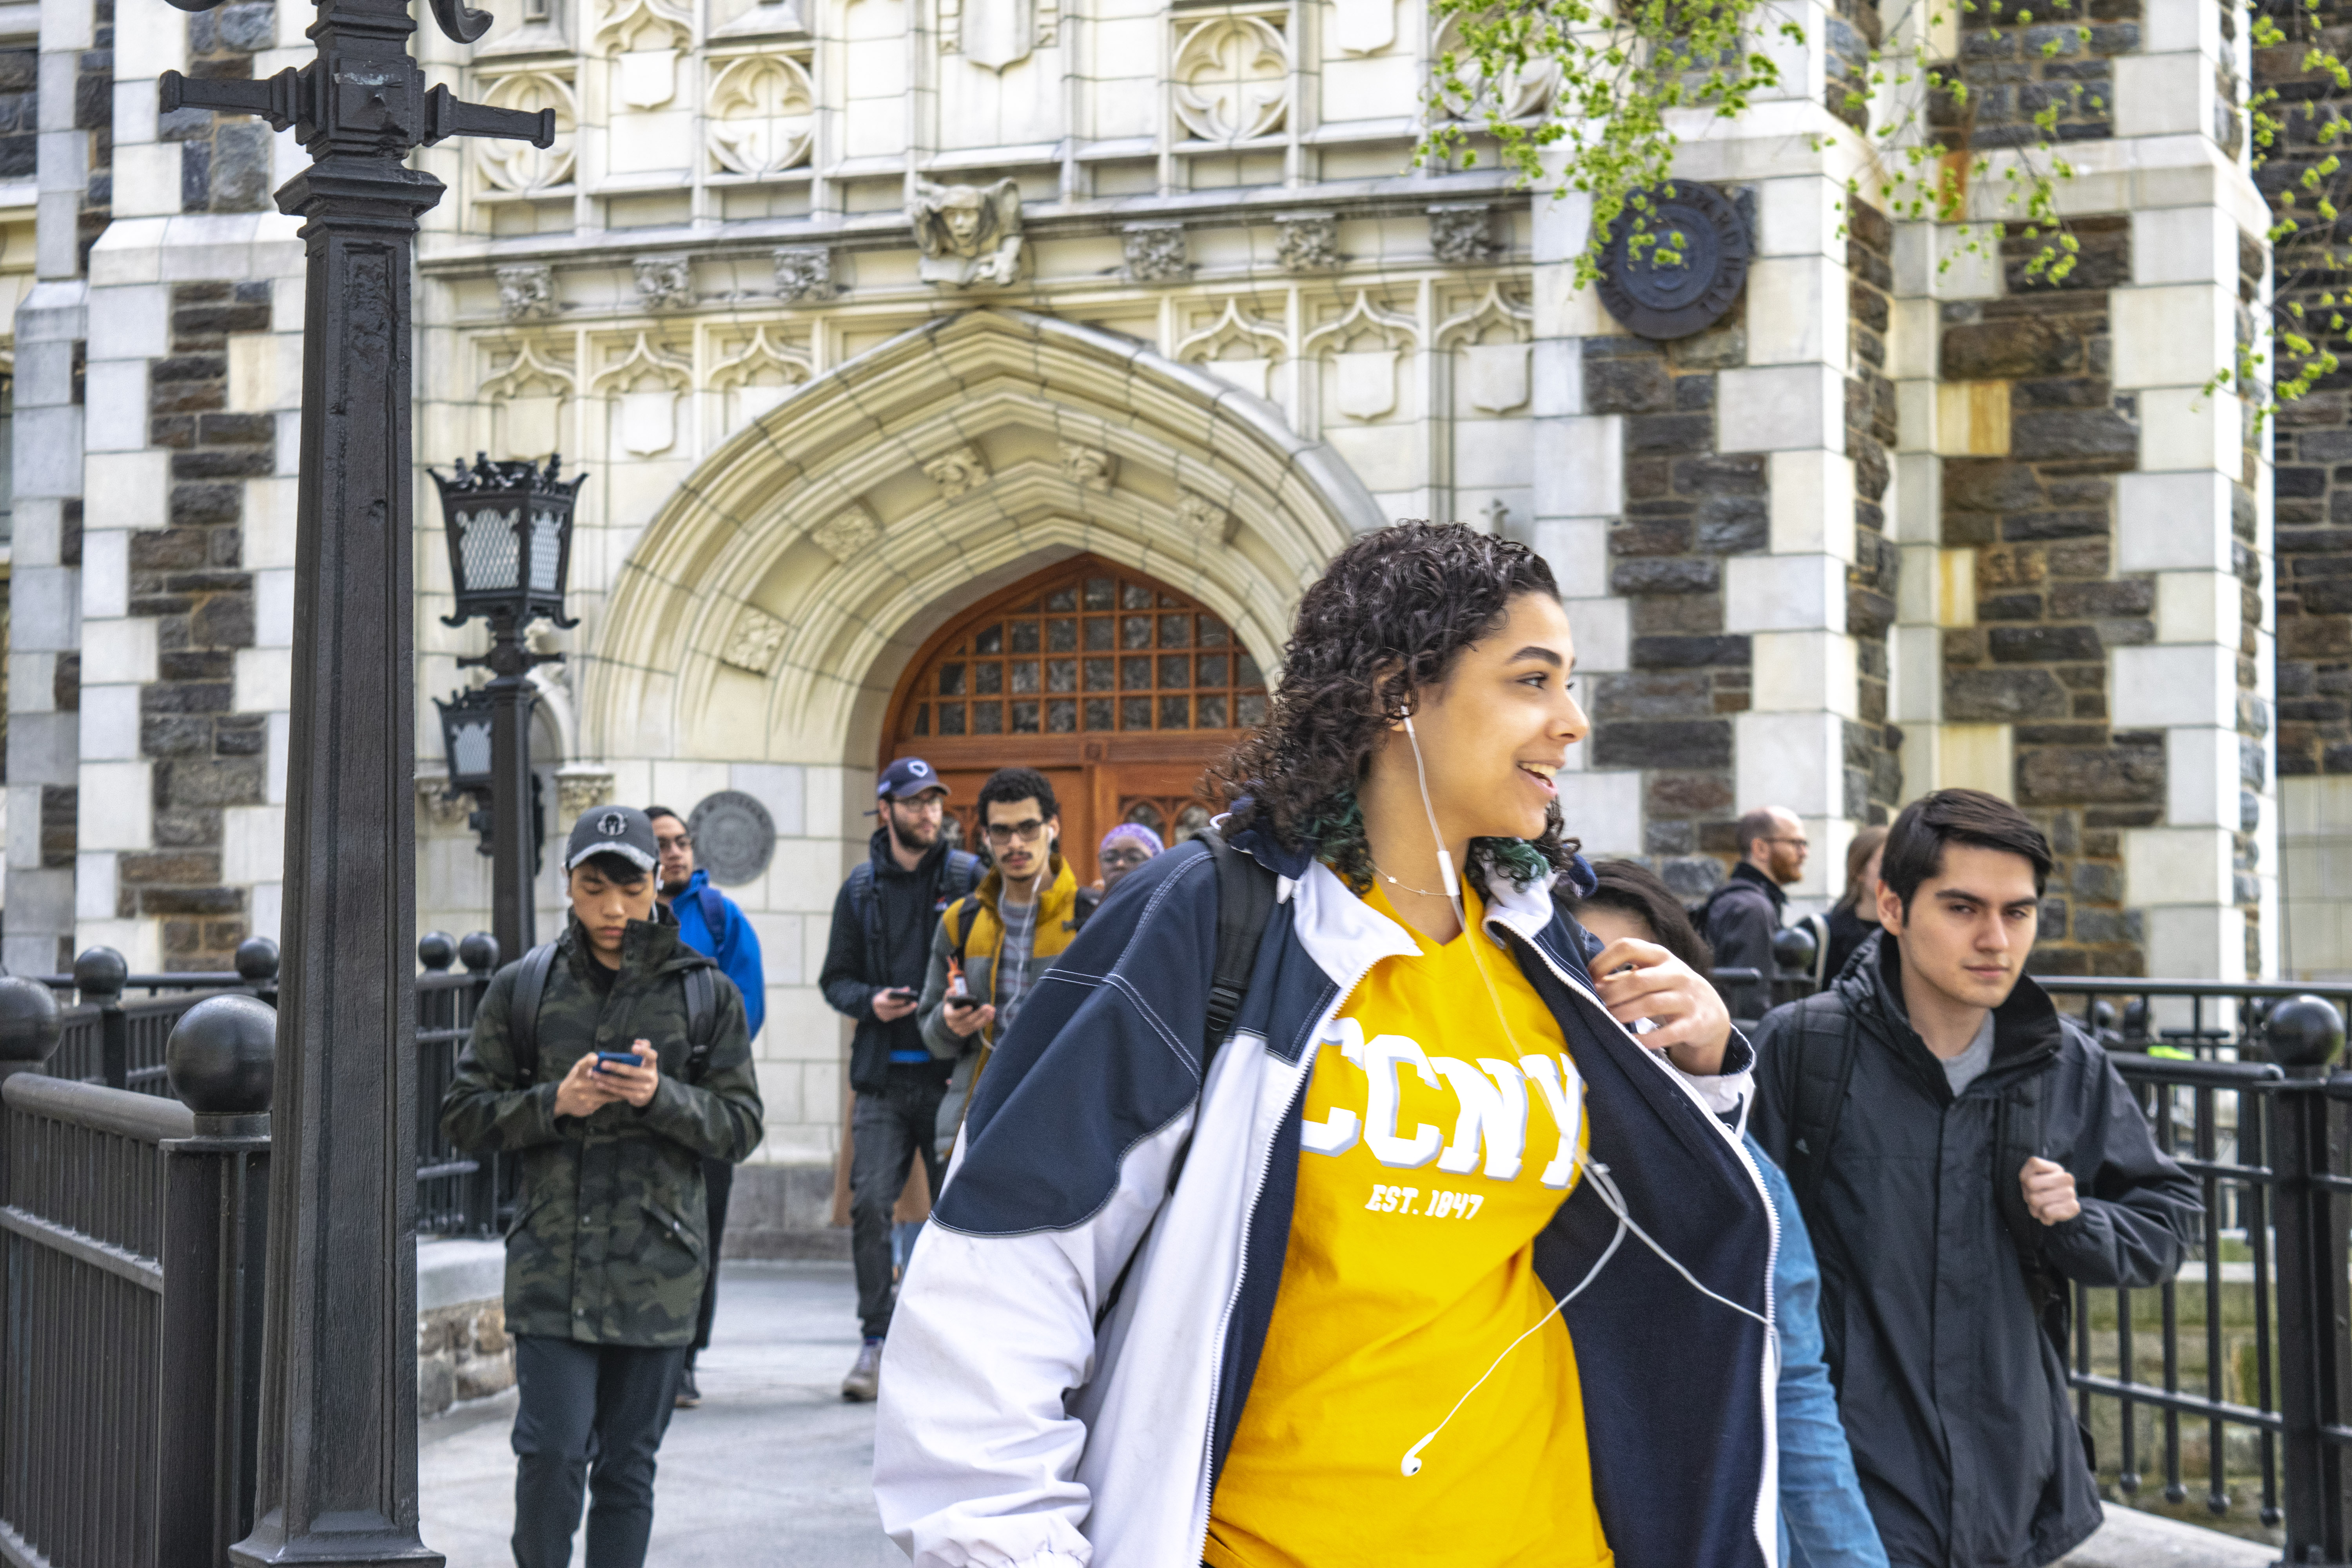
889, 815, 939, 855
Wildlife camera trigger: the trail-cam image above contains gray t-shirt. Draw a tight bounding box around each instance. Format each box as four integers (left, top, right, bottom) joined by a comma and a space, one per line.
1942, 1013, 1997, 1098
995, 894, 1038, 1032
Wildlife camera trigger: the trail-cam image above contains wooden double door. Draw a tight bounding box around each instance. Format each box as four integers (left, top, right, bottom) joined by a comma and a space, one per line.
881, 555, 1268, 887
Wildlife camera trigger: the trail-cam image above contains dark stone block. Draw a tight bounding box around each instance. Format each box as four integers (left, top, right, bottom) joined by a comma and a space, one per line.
1990, 625, 2103, 662
1626, 414, 1714, 456
1946, 667, 2071, 720
1626, 457, 1671, 501
72, 70, 107, 131
2278, 465, 2328, 498
140, 886, 245, 917
1942, 318, 2082, 380
215, 1, 276, 50
0, 50, 35, 92
1978, 593, 2045, 621
1945, 458, 2043, 512
1647, 772, 1735, 817
130, 528, 209, 570
154, 808, 223, 848
171, 484, 241, 526
159, 651, 234, 682
140, 715, 214, 757
1633, 595, 1723, 634
196, 412, 276, 447
2011, 408, 2138, 465
215, 717, 267, 756
1592, 720, 1732, 770
2011, 376, 2109, 410
1632, 635, 1750, 669
1659, 857, 1727, 899
119, 851, 221, 885
2094, 618, 2154, 646
2299, 429, 2352, 464
163, 569, 251, 595
157, 106, 211, 142
159, 758, 265, 808
189, 592, 254, 648
174, 304, 271, 341
1673, 453, 1767, 495
2048, 579, 2153, 619
1611, 519, 1692, 557
142, 680, 232, 715
151, 353, 228, 384
2046, 538, 2111, 577
1646, 820, 1697, 855
1848, 589, 1896, 641
1586, 358, 1674, 414
2281, 526, 2352, 553
2017, 724, 2108, 745
1695, 496, 1769, 555
209, 121, 272, 212
2002, 509, 2110, 540
1673, 375, 1716, 412
150, 377, 227, 416
2016, 744, 2165, 806
179, 141, 209, 213
51, 653, 79, 713
1613, 559, 1719, 595
171, 449, 273, 481
1592, 672, 1713, 720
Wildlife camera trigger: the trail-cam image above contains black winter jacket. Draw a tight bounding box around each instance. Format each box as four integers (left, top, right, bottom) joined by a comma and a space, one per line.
1703, 862, 1788, 1013
820, 831, 978, 1093
1751, 933, 2202, 1568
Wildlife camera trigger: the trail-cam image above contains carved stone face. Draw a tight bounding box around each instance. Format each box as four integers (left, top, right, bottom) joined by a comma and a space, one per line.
943, 201, 984, 247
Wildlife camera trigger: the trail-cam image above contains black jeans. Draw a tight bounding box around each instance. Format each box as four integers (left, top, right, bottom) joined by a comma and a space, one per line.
851, 1070, 947, 1340
691, 1158, 733, 1354
511, 1334, 688, 1568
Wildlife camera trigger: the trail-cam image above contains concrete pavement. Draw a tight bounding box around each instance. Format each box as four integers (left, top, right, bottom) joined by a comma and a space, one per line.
419, 1259, 2276, 1568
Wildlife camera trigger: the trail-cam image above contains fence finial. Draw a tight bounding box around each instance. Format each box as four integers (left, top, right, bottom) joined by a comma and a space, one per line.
166, 995, 276, 1122
417, 931, 456, 972
71, 946, 126, 1004
457, 932, 501, 974
2264, 995, 2345, 1071
0, 977, 61, 1073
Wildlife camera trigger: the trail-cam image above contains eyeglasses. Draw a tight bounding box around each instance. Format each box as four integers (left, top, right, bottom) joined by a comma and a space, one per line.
1764, 836, 1809, 848
1100, 847, 1151, 868
984, 818, 1047, 845
656, 833, 692, 853
890, 794, 946, 814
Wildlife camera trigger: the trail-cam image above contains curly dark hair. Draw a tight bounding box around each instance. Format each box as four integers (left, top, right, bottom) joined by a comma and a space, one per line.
1213, 522, 1577, 895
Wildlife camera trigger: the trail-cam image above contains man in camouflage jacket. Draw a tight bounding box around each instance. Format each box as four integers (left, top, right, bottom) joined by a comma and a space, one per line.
442, 806, 764, 1568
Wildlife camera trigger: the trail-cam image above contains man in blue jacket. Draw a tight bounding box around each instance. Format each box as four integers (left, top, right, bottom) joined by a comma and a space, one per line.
647, 804, 766, 1408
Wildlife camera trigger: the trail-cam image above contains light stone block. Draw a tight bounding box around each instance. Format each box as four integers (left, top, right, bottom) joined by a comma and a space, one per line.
2165, 726, 2239, 829
1562, 594, 1628, 674
6, 786, 42, 871
234, 648, 293, 715
85, 283, 169, 361
76, 918, 162, 975
1767, 450, 1856, 561
744, 913, 804, 987
249, 882, 281, 946
2118, 472, 2236, 570
2113, 53, 2209, 140
74, 852, 115, 922
222, 805, 287, 884
1888, 298, 1939, 381
1936, 723, 2013, 796
1529, 415, 1622, 521
111, 143, 183, 220
2112, 285, 2236, 389
229, 331, 306, 414
1756, 174, 1842, 259
731, 762, 808, 839
78, 762, 154, 851
81, 360, 145, 452
2135, 386, 2237, 475
1530, 337, 1581, 420
2154, 570, 2241, 647
2131, 207, 2237, 287
80, 531, 128, 621
2112, 644, 2236, 729
1718, 365, 1842, 454
2145, 904, 2247, 983
266, 713, 288, 806
2140, 0, 2220, 57
1527, 518, 1608, 600
1555, 770, 1643, 860
113, 79, 157, 147
1726, 554, 1845, 634
1891, 625, 1943, 724
1743, 256, 1835, 365
85, 450, 170, 532
12, 404, 82, 497
254, 568, 295, 647
652, 759, 733, 813
1749, 630, 1860, 717
243, 477, 299, 568
760, 838, 852, 915
78, 683, 140, 761
2126, 826, 2234, 907
1890, 451, 1942, 545
1734, 711, 1844, 819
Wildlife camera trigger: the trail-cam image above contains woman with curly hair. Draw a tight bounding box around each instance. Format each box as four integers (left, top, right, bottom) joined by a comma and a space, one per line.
875, 523, 1781, 1568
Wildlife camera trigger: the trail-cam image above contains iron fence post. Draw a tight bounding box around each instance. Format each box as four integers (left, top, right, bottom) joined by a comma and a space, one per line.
2271, 998, 2350, 1564
157, 995, 275, 1567
458, 932, 500, 1235
76, 945, 129, 1089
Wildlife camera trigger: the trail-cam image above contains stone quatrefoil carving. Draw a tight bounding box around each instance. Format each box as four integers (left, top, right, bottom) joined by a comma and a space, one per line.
924, 446, 990, 497
721, 605, 789, 673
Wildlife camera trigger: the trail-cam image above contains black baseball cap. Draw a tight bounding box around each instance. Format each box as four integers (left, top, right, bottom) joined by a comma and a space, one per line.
877, 757, 949, 802
565, 805, 660, 874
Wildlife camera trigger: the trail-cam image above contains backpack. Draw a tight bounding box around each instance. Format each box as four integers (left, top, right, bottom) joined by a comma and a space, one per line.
507, 942, 722, 1086
1779, 993, 2063, 1338
849, 848, 983, 974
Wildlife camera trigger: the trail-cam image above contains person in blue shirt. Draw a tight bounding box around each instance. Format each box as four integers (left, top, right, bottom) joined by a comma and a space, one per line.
646, 804, 766, 1410
1564, 859, 1889, 1568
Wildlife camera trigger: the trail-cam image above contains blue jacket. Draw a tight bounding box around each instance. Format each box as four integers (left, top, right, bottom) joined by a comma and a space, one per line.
1745, 1134, 1890, 1568
671, 869, 765, 1042
874, 828, 1781, 1568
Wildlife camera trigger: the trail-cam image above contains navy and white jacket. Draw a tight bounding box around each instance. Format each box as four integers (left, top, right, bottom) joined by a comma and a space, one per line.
874, 828, 1783, 1568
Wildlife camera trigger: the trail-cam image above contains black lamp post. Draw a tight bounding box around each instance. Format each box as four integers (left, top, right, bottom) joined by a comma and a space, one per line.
430, 454, 583, 967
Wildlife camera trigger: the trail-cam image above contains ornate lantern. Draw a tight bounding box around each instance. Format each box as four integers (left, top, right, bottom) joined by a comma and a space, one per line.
430, 453, 585, 630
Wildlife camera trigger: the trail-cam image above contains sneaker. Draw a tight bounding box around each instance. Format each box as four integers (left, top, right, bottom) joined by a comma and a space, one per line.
675, 1363, 701, 1409
841, 1338, 883, 1403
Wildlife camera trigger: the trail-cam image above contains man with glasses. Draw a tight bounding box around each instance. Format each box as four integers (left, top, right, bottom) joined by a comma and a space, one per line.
916, 766, 1083, 1160
1702, 804, 1810, 1019
644, 803, 767, 1410
821, 757, 982, 1401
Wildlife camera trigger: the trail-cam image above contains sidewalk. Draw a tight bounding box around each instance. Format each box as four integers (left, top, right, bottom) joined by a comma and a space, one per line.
421, 1259, 2273, 1568
419, 1261, 897, 1567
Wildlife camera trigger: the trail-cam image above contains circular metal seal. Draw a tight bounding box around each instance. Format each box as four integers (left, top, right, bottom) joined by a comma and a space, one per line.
688, 790, 777, 886
1596, 183, 1752, 341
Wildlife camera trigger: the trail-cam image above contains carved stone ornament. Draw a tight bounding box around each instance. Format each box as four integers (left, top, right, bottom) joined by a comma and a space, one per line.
720, 605, 789, 674
1122, 221, 1190, 283
773, 245, 838, 302
1429, 203, 1500, 265
1177, 488, 1238, 543
909, 179, 1027, 288
1595, 182, 1753, 341
1059, 443, 1116, 488
497, 263, 557, 322
633, 256, 695, 312
810, 504, 882, 561
924, 445, 990, 498
688, 789, 778, 886
416, 776, 474, 826
556, 769, 616, 817
1275, 212, 1339, 274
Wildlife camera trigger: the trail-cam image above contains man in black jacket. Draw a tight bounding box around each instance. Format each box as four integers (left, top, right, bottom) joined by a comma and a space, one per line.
1752, 789, 2201, 1568
819, 757, 980, 1402
1702, 804, 1807, 1015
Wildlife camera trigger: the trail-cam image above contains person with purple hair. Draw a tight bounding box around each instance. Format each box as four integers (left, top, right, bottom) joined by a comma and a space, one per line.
1074, 820, 1165, 928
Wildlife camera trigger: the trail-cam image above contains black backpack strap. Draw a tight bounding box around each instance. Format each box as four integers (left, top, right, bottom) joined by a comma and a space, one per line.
951, 895, 983, 967
683, 964, 718, 1084
1786, 995, 1862, 1215
1199, 824, 1277, 1067
948, 849, 983, 898
509, 941, 560, 1087
1996, 1069, 2059, 1314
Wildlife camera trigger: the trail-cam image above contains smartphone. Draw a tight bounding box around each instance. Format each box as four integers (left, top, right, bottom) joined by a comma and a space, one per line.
944, 995, 978, 1013
885, 986, 919, 1003
593, 1050, 643, 1070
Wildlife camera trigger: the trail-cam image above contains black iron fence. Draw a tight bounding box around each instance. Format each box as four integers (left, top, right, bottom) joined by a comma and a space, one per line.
33, 940, 279, 1094
0, 985, 271, 1567
413, 931, 519, 1237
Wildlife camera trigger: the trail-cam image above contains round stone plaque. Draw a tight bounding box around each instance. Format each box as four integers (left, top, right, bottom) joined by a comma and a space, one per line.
1595, 182, 1752, 341
688, 790, 777, 886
